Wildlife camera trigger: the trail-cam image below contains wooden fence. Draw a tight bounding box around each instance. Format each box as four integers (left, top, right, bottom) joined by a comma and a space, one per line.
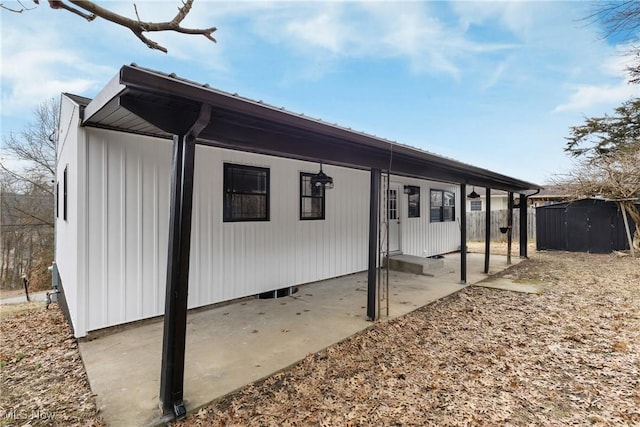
466, 209, 536, 241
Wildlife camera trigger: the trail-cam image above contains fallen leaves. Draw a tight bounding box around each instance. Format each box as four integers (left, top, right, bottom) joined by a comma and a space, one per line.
0, 302, 103, 426
174, 251, 640, 426
1, 250, 638, 426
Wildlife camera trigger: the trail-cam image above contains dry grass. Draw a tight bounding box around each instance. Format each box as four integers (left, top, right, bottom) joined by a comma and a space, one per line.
175, 250, 640, 426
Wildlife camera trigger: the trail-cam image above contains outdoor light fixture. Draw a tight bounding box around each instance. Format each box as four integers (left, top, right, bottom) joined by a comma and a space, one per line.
311, 163, 334, 189
467, 186, 481, 199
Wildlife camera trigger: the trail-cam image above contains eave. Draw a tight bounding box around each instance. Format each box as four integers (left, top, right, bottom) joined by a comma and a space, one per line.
82, 64, 540, 193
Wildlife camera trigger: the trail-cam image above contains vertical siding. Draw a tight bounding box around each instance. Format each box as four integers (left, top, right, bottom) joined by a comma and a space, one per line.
82, 128, 462, 333
396, 177, 461, 258
84, 129, 372, 332
86, 130, 172, 331
189, 149, 370, 309
55, 96, 84, 335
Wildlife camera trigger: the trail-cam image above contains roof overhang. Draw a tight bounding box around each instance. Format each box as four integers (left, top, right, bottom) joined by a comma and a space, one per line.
82, 64, 540, 193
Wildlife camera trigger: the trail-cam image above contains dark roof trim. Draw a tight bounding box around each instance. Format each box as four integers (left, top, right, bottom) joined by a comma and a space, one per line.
82, 64, 540, 192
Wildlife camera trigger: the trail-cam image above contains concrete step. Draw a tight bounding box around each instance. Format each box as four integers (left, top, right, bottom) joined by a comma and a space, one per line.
385, 254, 445, 277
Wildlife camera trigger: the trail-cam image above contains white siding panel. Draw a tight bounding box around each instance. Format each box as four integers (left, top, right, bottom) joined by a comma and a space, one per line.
397, 178, 461, 258
187, 150, 370, 310
86, 130, 172, 331
56, 96, 85, 336
82, 128, 458, 333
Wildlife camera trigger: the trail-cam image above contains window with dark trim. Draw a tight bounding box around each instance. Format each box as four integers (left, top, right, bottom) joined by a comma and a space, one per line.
470, 200, 482, 211
300, 172, 325, 220
56, 181, 59, 218
430, 189, 455, 222
63, 165, 68, 221
223, 163, 270, 222
406, 185, 420, 218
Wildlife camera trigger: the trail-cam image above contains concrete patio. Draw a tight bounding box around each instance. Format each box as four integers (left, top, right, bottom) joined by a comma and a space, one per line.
78, 252, 520, 426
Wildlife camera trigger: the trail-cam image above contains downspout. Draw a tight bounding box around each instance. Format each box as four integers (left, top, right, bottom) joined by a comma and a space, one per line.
159, 103, 211, 420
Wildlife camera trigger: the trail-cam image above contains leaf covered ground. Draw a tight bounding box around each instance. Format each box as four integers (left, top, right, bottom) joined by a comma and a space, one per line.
176, 250, 640, 426
0, 249, 638, 426
0, 302, 103, 426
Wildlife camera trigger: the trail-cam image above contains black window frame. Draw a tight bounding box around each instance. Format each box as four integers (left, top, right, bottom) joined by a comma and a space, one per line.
300, 172, 326, 220
223, 163, 270, 222
56, 181, 59, 218
430, 189, 455, 222
406, 185, 420, 218
63, 165, 68, 221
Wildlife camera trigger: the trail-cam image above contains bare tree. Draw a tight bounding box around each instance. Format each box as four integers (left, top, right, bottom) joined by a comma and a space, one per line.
587, 1, 640, 83
556, 98, 640, 254
0, 0, 217, 53
1, 99, 58, 290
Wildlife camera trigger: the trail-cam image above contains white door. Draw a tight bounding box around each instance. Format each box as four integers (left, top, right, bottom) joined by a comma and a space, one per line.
387, 184, 401, 253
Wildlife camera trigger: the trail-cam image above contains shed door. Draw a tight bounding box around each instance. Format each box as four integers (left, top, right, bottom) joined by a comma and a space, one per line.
567, 206, 589, 252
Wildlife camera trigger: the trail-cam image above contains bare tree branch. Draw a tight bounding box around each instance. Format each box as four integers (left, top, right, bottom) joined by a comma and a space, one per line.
48, 0, 94, 20
0, 0, 36, 12
552, 143, 640, 253
61, 0, 217, 53
586, 1, 640, 84
3, 0, 217, 53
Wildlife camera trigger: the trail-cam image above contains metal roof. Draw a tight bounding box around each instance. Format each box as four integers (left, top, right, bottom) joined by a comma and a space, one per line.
78, 64, 540, 193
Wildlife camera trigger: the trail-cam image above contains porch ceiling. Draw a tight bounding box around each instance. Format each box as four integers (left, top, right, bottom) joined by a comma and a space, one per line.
82, 64, 540, 193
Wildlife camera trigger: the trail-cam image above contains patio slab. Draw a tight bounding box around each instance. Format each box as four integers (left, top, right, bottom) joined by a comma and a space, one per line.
78, 252, 520, 426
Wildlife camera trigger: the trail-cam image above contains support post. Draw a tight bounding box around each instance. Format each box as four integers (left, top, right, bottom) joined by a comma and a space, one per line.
460, 183, 467, 284
160, 105, 210, 419
367, 168, 381, 321
519, 193, 528, 258
507, 192, 513, 265
484, 188, 491, 274
159, 134, 196, 418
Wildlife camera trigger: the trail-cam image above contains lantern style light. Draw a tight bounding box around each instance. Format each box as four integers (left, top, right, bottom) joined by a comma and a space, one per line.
310, 163, 334, 189
467, 186, 480, 199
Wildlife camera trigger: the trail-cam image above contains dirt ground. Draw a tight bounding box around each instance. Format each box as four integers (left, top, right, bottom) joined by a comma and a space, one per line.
1, 247, 638, 426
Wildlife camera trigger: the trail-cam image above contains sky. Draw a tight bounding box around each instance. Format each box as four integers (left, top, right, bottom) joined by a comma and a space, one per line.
1, 1, 639, 185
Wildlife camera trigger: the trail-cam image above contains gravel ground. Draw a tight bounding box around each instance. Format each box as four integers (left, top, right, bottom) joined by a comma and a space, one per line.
1, 248, 638, 426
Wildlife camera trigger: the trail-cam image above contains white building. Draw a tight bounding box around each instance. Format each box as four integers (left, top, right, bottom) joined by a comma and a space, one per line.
55, 64, 538, 416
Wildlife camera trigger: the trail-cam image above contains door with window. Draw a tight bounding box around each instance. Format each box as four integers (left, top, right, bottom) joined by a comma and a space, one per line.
387, 184, 401, 253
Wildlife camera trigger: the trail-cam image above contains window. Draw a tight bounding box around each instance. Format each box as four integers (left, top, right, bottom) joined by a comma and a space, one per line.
63, 165, 68, 221
430, 189, 455, 222
470, 200, 482, 211
223, 163, 269, 222
56, 181, 59, 218
300, 172, 325, 220
406, 185, 420, 218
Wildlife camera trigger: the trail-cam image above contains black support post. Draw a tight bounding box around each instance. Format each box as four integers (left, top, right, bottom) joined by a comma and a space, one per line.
367, 168, 381, 321
159, 134, 196, 418
519, 193, 528, 258
507, 192, 513, 265
484, 188, 491, 274
460, 183, 467, 284
159, 105, 210, 420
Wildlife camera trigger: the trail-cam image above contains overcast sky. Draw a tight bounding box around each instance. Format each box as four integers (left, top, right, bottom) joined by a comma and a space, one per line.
1, 1, 639, 184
